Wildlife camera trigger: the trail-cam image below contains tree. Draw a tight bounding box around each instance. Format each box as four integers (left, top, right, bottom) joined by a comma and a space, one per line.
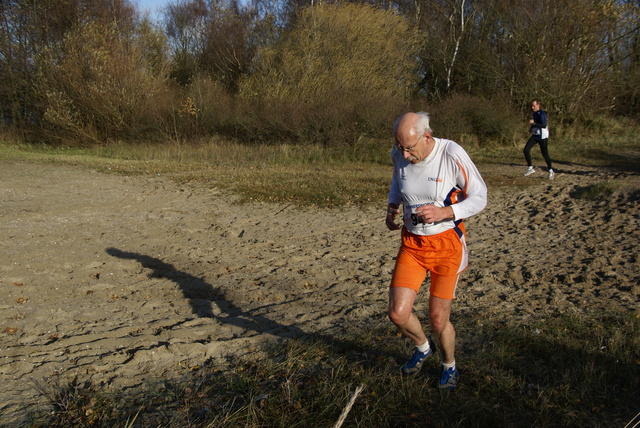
0, 0, 78, 127
200, 0, 260, 92
165, 0, 209, 85
411, 0, 477, 98
164, 0, 271, 91
606, 0, 640, 116
37, 19, 168, 143
239, 2, 421, 100
0, 0, 140, 129
469, 0, 633, 116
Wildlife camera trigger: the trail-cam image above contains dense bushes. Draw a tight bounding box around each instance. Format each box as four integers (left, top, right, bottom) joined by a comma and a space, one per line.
229, 3, 419, 145
238, 3, 420, 102
1, 0, 638, 147
167, 85, 410, 146
36, 20, 169, 145
430, 94, 523, 146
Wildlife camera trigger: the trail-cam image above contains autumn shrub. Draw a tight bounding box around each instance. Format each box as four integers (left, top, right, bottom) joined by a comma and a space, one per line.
235, 2, 419, 145
239, 3, 420, 101
153, 76, 238, 141
36, 20, 169, 145
219, 92, 409, 146
431, 93, 523, 146
187, 77, 236, 135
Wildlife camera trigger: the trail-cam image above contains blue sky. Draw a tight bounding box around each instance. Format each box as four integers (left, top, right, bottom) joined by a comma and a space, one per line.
135, 0, 171, 14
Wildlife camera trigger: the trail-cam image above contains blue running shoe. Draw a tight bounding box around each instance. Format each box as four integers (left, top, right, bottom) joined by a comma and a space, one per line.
439, 365, 459, 390
401, 338, 436, 376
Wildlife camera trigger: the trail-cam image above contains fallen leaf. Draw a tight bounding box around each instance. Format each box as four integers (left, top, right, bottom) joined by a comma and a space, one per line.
3, 327, 19, 335
15, 297, 29, 304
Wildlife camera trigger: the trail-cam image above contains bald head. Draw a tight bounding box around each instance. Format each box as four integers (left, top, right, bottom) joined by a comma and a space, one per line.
394, 112, 432, 139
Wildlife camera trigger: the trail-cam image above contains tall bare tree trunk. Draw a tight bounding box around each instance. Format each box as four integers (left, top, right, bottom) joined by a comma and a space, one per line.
446, 0, 466, 91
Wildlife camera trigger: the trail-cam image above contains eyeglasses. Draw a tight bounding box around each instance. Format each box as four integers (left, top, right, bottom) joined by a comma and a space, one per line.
395, 134, 424, 153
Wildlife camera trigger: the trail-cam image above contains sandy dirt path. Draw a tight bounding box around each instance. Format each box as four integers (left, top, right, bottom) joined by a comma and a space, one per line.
1, 160, 638, 424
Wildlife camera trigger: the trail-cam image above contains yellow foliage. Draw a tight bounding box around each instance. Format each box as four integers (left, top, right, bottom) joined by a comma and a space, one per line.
180, 97, 200, 117
36, 20, 169, 144
239, 3, 420, 101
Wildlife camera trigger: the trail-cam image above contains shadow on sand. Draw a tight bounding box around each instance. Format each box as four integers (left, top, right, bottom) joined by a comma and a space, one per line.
105, 247, 309, 339
104, 248, 365, 353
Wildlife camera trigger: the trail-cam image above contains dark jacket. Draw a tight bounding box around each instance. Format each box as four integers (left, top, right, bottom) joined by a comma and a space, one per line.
530, 110, 548, 140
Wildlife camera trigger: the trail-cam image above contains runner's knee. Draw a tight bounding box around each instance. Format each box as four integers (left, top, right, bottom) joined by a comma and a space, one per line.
388, 307, 411, 327
429, 310, 450, 334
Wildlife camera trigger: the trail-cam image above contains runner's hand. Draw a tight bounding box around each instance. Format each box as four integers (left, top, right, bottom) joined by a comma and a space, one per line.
414, 204, 454, 224
386, 206, 401, 230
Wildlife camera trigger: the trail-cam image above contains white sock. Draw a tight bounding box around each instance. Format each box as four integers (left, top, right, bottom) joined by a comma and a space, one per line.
442, 360, 456, 370
417, 339, 432, 354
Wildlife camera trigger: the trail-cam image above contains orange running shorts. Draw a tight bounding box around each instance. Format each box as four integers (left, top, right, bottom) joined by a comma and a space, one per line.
390, 224, 468, 300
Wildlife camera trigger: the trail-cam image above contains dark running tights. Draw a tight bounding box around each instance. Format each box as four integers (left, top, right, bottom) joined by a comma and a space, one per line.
523, 137, 552, 169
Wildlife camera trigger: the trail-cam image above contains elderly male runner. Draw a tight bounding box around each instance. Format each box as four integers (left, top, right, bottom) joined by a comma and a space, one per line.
385, 112, 487, 389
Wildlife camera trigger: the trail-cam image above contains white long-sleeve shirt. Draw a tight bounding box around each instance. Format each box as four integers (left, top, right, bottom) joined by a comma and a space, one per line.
388, 137, 487, 236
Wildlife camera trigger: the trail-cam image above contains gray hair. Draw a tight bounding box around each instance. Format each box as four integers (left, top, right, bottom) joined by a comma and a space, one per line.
414, 112, 432, 135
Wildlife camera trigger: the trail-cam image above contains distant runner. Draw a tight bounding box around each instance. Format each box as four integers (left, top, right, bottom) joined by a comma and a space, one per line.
523, 99, 555, 179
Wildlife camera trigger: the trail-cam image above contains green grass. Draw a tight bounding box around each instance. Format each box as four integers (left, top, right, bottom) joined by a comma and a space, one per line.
2, 132, 639, 207
23, 312, 640, 427
0, 138, 393, 207
570, 180, 623, 201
